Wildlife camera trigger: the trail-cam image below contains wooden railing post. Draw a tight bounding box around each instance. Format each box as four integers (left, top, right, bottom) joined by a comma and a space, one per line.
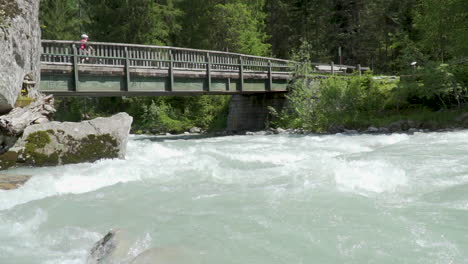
239, 55, 244, 92
357, 64, 362, 76
331, 61, 335, 75
72, 44, 79, 91
206, 52, 211, 92
268, 60, 272, 91
168, 50, 174, 91
124, 47, 130, 91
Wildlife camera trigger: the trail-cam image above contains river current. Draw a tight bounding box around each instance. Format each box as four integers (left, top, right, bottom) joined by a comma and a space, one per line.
1, 131, 467, 263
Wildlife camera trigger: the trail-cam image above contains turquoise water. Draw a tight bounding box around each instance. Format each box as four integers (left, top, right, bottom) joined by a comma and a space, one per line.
1, 131, 467, 263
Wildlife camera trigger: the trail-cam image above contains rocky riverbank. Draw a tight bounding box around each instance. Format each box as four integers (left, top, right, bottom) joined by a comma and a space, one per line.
154, 111, 468, 137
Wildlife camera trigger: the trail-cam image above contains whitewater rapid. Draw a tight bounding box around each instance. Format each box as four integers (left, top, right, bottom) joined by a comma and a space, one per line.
1, 131, 467, 263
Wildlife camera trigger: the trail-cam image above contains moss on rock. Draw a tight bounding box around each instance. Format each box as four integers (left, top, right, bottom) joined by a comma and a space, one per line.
23, 130, 59, 166
0, 151, 18, 170
21, 130, 120, 166
61, 134, 119, 164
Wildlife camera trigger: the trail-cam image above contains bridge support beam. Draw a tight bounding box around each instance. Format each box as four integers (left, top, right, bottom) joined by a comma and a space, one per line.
227, 93, 286, 132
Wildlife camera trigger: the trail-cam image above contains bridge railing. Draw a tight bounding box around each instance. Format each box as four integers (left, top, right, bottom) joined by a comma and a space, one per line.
41, 40, 294, 73
41, 40, 371, 78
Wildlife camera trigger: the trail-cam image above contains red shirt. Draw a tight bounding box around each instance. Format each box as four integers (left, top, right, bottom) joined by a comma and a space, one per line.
80, 39, 88, 50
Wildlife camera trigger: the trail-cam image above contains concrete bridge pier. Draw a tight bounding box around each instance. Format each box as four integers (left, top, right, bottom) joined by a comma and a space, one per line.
227, 93, 286, 132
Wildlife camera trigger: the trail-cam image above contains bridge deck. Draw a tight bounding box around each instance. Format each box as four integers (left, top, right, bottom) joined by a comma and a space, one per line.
39, 40, 367, 96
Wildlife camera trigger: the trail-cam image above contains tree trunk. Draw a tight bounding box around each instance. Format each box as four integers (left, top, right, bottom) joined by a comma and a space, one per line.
0, 95, 56, 137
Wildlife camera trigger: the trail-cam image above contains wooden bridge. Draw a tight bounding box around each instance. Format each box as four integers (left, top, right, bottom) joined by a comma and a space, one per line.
40, 40, 367, 96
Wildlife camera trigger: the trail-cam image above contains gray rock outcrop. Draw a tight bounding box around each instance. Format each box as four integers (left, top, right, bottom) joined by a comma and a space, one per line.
0, 113, 133, 169
189, 127, 202, 133
0, 0, 41, 113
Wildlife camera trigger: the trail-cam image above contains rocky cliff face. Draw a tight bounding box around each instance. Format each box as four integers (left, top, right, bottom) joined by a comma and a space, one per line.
0, 0, 41, 113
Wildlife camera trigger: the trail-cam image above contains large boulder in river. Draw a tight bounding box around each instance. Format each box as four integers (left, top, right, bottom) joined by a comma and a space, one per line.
0, 0, 41, 113
0, 113, 132, 168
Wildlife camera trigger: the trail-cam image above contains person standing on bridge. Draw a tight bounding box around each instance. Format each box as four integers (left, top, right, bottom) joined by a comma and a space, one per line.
80, 34, 93, 63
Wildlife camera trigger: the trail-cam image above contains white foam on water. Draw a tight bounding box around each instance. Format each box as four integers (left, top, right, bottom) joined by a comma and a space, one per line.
0, 208, 100, 264
334, 159, 408, 195
0, 131, 467, 263
127, 232, 153, 260
0, 160, 142, 210
0, 139, 177, 210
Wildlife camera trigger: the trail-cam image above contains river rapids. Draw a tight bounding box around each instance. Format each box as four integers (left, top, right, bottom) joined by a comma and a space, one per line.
1, 131, 467, 263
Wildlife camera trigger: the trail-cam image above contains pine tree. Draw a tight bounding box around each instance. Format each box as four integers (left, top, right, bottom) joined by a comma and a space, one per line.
82, 0, 182, 45
40, 0, 84, 40
207, 2, 270, 55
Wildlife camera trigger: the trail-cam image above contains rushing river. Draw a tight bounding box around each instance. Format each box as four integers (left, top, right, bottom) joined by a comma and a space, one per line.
1, 131, 468, 264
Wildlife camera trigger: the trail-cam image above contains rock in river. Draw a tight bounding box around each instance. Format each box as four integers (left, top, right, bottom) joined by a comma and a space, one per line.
0, 113, 133, 169
88, 230, 197, 264
0, 174, 31, 190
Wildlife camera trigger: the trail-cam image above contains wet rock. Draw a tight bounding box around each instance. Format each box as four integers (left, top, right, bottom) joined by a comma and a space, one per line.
269, 127, 286, 134
378, 127, 390, 133
213, 131, 228, 136
407, 120, 421, 129
408, 128, 418, 134
276, 127, 286, 134
343, 129, 358, 134
189, 127, 202, 133
328, 124, 345, 134
388, 120, 407, 132
294, 128, 306, 134
367, 126, 379, 133
88, 230, 198, 264
0, 174, 31, 190
246, 131, 269, 136
87, 229, 134, 264
0, 134, 18, 155
420, 120, 440, 131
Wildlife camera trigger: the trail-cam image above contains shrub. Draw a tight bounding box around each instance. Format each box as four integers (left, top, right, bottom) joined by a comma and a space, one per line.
275, 71, 391, 131
398, 62, 467, 109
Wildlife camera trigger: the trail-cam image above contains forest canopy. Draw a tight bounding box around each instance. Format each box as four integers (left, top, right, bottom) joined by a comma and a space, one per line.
40, 0, 467, 74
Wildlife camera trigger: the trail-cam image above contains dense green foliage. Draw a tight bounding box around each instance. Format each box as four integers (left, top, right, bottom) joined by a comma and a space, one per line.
39, 0, 467, 132
54, 96, 230, 134
267, 0, 467, 73
40, 0, 82, 40
274, 61, 467, 131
